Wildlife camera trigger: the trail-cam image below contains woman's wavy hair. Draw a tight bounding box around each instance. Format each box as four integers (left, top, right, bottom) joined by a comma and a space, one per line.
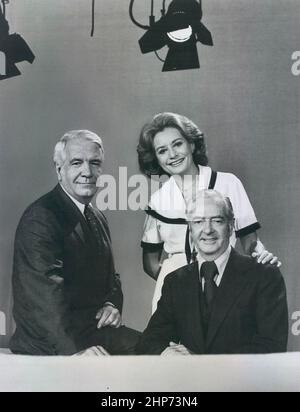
137, 112, 208, 177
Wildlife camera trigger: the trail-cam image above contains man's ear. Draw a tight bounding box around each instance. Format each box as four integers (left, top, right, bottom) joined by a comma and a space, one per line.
229, 219, 235, 237
55, 163, 63, 182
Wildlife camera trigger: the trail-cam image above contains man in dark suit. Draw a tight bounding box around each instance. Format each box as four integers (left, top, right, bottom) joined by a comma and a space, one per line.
137, 190, 288, 355
10, 130, 140, 356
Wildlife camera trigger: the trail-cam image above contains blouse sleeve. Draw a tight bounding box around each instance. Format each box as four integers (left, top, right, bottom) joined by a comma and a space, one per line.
229, 175, 261, 238
141, 213, 164, 252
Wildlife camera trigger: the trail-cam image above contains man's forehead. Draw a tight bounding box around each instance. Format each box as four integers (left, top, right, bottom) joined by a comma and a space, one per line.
65, 138, 103, 157
189, 198, 225, 218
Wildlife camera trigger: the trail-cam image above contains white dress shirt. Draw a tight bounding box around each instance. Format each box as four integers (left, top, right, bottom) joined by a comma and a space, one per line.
198, 245, 232, 290
60, 184, 88, 215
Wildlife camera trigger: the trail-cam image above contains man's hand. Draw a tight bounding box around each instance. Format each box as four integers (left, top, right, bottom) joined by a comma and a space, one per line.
161, 342, 193, 356
74, 346, 110, 356
96, 304, 122, 329
252, 241, 282, 268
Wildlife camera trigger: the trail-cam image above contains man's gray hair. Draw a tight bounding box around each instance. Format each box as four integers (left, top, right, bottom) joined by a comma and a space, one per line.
186, 189, 235, 223
53, 130, 104, 165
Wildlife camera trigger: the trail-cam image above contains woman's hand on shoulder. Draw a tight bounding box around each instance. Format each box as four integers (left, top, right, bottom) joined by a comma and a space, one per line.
252, 240, 282, 268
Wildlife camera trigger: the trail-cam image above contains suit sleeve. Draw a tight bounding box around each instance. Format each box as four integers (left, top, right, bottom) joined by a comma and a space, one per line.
12, 206, 78, 355
137, 275, 179, 355
104, 273, 123, 313
236, 266, 289, 354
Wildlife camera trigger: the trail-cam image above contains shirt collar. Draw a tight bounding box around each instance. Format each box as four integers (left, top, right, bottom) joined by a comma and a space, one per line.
60, 184, 87, 215
198, 244, 232, 279
148, 166, 213, 219
168, 165, 212, 192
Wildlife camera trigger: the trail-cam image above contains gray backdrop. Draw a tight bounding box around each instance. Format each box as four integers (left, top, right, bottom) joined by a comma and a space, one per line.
0, 0, 299, 351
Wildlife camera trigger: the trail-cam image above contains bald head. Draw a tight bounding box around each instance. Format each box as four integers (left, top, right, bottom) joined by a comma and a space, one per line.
187, 190, 235, 261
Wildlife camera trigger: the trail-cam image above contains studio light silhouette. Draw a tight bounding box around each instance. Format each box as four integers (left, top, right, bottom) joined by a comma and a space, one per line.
0, 2, 35, 81
131, 0, 213, 72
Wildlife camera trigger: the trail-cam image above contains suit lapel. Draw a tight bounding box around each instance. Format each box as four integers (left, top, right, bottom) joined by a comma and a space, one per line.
181, 263, 206, 353
72, 221, 86, 245
53, 185, 91, 245
206, 249, 252, 349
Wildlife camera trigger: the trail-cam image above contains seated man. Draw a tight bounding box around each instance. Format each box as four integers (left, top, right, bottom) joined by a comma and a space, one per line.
137, 190, 288, 355
10, 130, 140, 356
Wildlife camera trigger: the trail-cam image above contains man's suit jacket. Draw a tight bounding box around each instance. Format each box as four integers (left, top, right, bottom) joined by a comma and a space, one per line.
10, 185, 123, 356
137, 249, 288, 355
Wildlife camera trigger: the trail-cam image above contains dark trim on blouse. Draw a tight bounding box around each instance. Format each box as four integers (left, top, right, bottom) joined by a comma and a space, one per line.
145, 207, 188, 225
145, 170, 218, 225
208, 170, 218, 190
236, 222, 261, 238
185, 226, 192, 264
141, 241, 164, 252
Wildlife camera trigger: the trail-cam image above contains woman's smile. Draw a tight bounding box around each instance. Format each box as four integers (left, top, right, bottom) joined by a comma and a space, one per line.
167, 158, 185, 167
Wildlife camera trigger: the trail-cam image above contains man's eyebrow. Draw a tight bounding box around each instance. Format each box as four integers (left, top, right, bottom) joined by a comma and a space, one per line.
70, 157, 83, 162
69, 156, 102, 161
192, 215, 225, 220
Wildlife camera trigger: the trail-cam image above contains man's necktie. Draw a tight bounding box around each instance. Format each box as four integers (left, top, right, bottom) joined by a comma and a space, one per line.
84, 204, 104, 249
200, 261, 219, 308
84, 205, 116, 290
